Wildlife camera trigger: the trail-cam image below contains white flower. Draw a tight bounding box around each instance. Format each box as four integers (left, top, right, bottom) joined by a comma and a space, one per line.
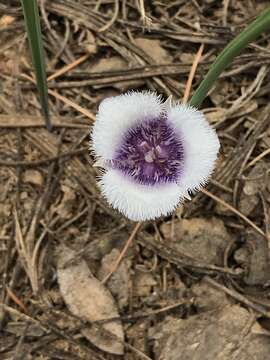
91, 91, 220, 221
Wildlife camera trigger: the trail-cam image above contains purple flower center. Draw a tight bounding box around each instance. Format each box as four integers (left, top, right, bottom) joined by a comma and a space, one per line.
111, 118, 184, 185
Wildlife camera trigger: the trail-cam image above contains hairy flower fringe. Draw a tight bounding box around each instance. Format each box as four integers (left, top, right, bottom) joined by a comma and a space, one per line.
91, 91, 220, 221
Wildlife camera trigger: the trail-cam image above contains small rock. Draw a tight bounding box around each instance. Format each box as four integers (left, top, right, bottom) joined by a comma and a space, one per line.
234, 247, 250, 266
149, 304, 270, 360
23, 170, 44, 187
239, 162, 268, 216
161, 217, 231, 265
179, 52, 194, 63
244, 231, 270, 286
192, 281, 231, 311
133, 271, 157, 297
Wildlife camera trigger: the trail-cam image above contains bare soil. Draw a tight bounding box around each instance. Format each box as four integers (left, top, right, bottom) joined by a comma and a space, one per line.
1, 1, 270, 359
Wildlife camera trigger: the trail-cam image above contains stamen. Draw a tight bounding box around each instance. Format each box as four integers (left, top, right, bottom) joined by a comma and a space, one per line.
112, 117, 184, 185
144, 150, 154, 163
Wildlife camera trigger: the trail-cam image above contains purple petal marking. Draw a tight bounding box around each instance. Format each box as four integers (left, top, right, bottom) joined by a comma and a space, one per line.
110, 117, 184, 185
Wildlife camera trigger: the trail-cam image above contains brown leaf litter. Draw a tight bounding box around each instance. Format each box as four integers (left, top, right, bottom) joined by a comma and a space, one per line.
1, 1, 270, 359
57, 246, 124, 355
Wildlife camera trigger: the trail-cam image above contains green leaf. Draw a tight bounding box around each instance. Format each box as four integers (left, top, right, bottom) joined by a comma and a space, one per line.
189, 7, 270, 108
21, 0, 51, 130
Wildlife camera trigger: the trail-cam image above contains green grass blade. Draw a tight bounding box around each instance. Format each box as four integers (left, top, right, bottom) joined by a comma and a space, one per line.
189, 7, 270, 108
21, 0, 51, 130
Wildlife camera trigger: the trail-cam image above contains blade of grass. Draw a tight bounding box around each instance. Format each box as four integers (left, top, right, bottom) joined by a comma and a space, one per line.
21, 0, 51, 131
189, 7, 270, 108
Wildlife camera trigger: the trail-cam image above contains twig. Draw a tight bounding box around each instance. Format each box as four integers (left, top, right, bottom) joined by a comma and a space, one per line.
48, 88, 95, 121
47, 53, 90, 81
12, 322, 30, 360
138, 234, 242, 277
125, 343, 152, 360
183, 44, 204, 104
0, 147, 88, 167
98, 0, 119, 32
245, 148, 270, 170
222, 0, 230, 26
0, 303, 41, 325
102, 222, 142, 284
5, 286, 28, 314
201, 188, 265, 237
204, 276, 269, 316
95, 299, 191, 324
138, 0, 152, 28
21, 73, 95, 122
0, 114, 89, 128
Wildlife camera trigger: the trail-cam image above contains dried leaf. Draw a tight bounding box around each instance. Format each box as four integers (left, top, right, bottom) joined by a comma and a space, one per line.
57, 246, 124, 355
98, 249, 131, 310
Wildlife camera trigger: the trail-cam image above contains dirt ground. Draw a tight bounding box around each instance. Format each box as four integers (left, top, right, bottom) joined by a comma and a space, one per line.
1, 1, 270, 359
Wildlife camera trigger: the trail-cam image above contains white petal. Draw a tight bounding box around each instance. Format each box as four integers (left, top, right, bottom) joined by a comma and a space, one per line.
100, 169, 183, 221
91, 91, 163, 160
167, 103, 220, 192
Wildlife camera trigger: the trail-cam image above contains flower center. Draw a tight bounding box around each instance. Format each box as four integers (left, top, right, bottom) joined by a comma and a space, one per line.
111, 118, 184, 185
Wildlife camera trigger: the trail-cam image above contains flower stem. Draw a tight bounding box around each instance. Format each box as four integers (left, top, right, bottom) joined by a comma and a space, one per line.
189, 7, 270, 108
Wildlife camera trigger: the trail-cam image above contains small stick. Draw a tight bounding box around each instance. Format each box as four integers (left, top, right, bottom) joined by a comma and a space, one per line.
204, 276, 269, 316
98, 0, 119, 32
0, 147, 88, 167
182, 44, 204, 104
47, 53, 90, 81
21, 73, 95, 122
138, 0, 152, 28
245, 148, 270, 170
102, 222, 142, 284
6, 286, 28, 314
202, 188, 265, 237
